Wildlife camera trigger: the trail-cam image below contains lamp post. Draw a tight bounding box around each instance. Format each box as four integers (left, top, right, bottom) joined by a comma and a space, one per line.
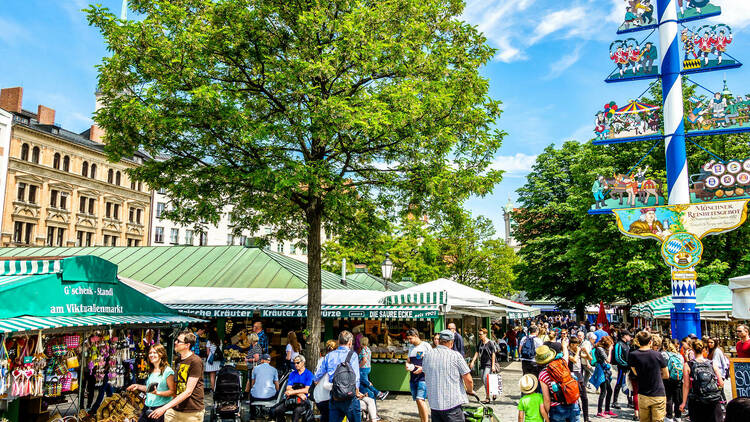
381, 253, 393, 291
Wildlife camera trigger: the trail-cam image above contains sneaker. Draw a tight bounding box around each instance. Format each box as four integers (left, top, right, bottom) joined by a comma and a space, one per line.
596, 412, 610, 419
377, 391, 389, 401
605, 411, 618, 417
632, 415, 638, 421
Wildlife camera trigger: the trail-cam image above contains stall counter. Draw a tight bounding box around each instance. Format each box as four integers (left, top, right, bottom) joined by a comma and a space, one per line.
369, 362, 410, 392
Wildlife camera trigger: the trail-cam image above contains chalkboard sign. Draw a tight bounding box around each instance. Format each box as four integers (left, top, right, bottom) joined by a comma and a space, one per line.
729, 358, 750, 398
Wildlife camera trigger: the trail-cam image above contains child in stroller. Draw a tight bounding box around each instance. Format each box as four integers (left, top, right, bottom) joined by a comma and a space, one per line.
210, 364, 243, 421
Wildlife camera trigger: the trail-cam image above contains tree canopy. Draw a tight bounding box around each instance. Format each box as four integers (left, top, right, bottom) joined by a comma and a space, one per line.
513, 82, 750, 317
87, 0, 505, 365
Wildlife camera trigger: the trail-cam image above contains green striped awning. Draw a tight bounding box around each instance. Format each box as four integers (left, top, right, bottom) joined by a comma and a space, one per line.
631, 284, 732, 319
0, 315, 203, 334
171, 303, 441, 320
0, 259, 61, 276
381, 291, 447, 306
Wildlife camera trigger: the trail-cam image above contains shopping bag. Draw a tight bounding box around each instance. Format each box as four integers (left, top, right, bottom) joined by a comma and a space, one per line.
486, 373, 500, 397
65, 351, 79, 369
589, 364, 605, 389
64, 335, 80, 349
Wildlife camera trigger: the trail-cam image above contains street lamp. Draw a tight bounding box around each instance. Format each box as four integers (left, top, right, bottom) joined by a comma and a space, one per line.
381, 253, 393, 290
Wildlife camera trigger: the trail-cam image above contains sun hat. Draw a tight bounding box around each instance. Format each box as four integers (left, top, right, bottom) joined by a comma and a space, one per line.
535, 345, 555, 365
519, 374, 539, 395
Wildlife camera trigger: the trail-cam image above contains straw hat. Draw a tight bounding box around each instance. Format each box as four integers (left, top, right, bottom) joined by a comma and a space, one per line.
535, 345, 555, 365
519, 374, 539, 395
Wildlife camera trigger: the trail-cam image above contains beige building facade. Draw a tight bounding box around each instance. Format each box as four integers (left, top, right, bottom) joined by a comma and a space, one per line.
0, 87, 151, 247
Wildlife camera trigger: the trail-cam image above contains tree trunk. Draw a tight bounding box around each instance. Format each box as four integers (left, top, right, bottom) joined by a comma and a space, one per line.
575, 303, 585, 323
305, 207, 323, 371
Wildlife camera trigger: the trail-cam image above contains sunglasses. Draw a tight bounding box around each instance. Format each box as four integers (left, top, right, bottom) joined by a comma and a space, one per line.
294, 360, 303, 364
174, 338, 188, 344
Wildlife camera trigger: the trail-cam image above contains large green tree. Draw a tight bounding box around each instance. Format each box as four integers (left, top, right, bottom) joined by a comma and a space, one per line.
87, 0, 504, 365
514, 103, 750, 318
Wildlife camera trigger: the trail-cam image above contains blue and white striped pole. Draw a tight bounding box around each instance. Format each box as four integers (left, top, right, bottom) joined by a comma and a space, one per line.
657, 0, 701, 339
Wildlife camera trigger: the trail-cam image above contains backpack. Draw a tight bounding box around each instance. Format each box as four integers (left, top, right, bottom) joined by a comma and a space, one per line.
688, 360, 721, 404
331, 350, 357, 401
546, 358, 581, 405
520, 336, 536, 360
665, 352, 683, 381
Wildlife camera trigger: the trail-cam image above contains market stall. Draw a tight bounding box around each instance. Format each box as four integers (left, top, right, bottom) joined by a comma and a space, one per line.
148, 286, 442, 392
0, 256, 201, 422
729, 273, 750, 320
631, 283, 735, 341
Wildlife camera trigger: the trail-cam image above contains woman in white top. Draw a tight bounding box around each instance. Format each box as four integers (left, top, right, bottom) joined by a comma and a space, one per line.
204, 331, 222, 391
286, 331, 301, 372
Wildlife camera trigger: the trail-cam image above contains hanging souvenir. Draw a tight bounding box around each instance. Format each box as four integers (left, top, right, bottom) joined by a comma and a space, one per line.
0, 335, 9, 397
607, 38, 659, 82
64, 335, 80, 350
681, 24, 739, 74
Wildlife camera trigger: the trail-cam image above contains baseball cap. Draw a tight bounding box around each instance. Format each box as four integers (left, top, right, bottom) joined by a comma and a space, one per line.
261, 353, 271, 361
438, 329, 454, 342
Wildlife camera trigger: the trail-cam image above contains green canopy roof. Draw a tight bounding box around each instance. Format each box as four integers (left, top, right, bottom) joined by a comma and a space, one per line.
631, 283, 732, 320
0, 256, 201, 333
346, 272, 407, 291
0, 246, 370, 290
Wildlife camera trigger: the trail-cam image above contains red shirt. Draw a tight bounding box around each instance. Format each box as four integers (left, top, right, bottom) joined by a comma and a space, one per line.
737, 340, 750, 358
538, 369, 561, 407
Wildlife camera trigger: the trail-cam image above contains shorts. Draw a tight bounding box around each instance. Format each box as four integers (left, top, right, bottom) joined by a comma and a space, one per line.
164, 409, 205, 422
410, 380, 427, 401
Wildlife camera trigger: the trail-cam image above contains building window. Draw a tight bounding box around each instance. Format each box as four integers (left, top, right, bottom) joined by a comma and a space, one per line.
185, 230, 194, 245
158, 187, 166, 195
79, 196, 95, 215
105, 202, 111, 218
239, 235, 248, 247
154, 227, 164, 243
156, 202, 165, 218
50, 190, 58, 208
46, 227, 65, 246
115, 171, 121, 186
276, 242, 284, 253
58, 192, 68, 210
137, 181, 142, 191
62, 155, 70, 172
82, 161, 89, 177
31, 146, 40, 164
17, 183, 26, 202
90, 164, 97, 179
127, 238, 141, 247
199, 232, 208, 246
227, 234, 234, 245
103, 235, 118, 247
170, 228, 179, 245
77, 230, 93, 247
53, 153, 60, 169
27, 185, 37, 204
136, 209, 142, 224
107, 169, 113, 184
13, 221, 34, 244
131, 180, 136, 190
129, 207, 135, 223
20, 143, 29, 161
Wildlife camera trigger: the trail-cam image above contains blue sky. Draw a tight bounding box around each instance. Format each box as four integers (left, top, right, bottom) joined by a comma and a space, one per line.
1, 0, 750, 238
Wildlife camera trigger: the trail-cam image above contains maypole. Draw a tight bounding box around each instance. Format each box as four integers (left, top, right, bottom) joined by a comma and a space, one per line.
591, 0, 749, 340
657, 0, 698, 341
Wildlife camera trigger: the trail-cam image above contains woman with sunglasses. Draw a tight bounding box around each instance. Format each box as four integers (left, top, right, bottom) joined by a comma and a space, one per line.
127, 344, 175, 422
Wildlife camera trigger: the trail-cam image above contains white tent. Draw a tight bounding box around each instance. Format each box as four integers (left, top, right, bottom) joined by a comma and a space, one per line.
381, 278, 539, 318
148, 287, 386, 306
728, 274, 750, 320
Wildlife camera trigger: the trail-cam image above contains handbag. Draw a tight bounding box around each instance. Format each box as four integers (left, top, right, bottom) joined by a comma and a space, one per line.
589, 364, 606, 389
486, 372, 501, 397
65, 351, 79, 369
64, 335, 80, 349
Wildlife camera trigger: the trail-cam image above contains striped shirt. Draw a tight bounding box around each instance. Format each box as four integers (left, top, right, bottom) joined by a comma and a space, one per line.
538, 369, 560, 407
422, 345, 470, 411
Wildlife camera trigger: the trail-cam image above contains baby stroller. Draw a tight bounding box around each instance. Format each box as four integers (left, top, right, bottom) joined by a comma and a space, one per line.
495, 339, 509, 362
210, 365, 243, 421
463, 392, 499, 422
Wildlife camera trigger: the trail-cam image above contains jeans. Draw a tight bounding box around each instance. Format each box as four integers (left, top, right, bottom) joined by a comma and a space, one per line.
687, 398, 723, 422
431, 405, 465, 422
509, 346, 517, 359
316, 400, 330, 422
598, 377, 613, 413
549, 403, 581, 422
613, 368, 631, 405
575, 371, 588, 422
359, 367, 380, 398
664, 379, 682, 419
330, 398, 361, 422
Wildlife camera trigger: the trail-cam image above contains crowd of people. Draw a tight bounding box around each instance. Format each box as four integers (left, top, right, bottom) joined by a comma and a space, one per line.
510, 315, 750, 422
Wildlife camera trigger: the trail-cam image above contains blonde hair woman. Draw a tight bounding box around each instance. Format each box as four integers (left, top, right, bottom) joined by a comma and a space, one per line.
286, 331, 301, 371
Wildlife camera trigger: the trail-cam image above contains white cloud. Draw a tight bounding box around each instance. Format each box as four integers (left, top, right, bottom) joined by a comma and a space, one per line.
711, 1, 750, 29
490, 153, 538, 174
530, 7, 588, 45
544, 43, 584, 79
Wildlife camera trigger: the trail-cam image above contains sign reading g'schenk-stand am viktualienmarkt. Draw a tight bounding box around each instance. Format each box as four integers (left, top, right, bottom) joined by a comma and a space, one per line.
0, 255, 180, 319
